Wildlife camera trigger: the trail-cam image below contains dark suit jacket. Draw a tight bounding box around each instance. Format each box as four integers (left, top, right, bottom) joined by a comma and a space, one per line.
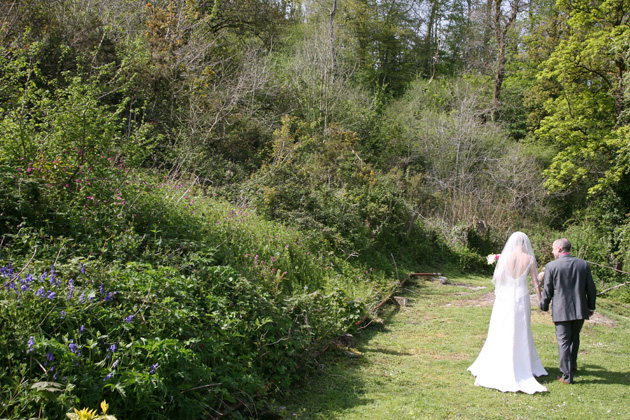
540, 254, 597, 322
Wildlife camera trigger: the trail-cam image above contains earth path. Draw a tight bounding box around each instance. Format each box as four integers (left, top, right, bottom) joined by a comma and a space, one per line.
278, 273, 629, 419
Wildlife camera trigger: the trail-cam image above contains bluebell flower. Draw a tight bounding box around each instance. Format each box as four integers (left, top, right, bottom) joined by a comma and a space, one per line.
108, 344, 116, 353
60, 311, 66, 319
35, 287, 44, 298
46, 352, 54, 361
27, 336, 34, 353
112, 359, 120, 369
150, 363, 159, 375
124, 315, 134, 323
68, 343, 80, 356
104, 372, 114, 381
79, 325, 85, 334
99, 283, 104, 295
104, 291, 118, 302
46, 291, 56, 299
80, 263, 85, 274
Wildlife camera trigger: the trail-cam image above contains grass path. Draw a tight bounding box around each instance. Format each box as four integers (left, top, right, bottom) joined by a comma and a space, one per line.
278, 273, 630, 419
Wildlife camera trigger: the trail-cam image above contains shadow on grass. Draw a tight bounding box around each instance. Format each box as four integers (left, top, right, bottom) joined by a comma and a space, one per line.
536, 365, 629, 386
279, 281, 433, 417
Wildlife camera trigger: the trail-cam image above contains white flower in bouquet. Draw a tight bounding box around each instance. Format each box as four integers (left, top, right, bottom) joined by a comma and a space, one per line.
486, 254, 500, 265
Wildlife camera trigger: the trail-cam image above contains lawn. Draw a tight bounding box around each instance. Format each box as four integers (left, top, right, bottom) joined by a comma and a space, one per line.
278, 273, 630, 419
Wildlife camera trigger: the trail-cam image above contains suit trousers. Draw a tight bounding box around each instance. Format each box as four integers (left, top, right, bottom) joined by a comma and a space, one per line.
554, 319, 585, 383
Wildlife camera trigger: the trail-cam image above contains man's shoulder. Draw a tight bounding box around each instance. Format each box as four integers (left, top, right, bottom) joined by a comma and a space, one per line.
545, 259, 563, 270
546, 255, 589, 270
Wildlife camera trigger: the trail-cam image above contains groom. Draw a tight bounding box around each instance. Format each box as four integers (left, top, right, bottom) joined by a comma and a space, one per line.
539, 238, 597, 384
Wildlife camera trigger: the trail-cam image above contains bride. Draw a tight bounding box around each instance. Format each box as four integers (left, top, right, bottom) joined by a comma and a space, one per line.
468, 231, 548, 394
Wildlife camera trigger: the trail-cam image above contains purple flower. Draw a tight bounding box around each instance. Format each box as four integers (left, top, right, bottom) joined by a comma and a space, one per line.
80, 263, 85, 274
104, 291, 117, 302
104, 372, 114, 381
46, 291, 56, 299
27, 336, 34, 353
150, 363, 159, 375
46, 352, 54, 361
79, 325, 85, 334
68, 343, 80, 356
112, 359, 120, 369
124, 315, 134, 323
108, 344, 116, 353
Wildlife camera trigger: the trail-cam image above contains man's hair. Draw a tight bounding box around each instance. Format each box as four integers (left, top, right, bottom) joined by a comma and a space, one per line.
554, 238, 571, 253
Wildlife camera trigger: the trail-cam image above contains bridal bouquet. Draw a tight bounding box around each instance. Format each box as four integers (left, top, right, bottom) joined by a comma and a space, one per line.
486, 254, 500, 265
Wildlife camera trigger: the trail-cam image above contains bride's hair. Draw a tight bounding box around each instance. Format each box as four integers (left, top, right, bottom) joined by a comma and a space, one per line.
492, 231, 537, 286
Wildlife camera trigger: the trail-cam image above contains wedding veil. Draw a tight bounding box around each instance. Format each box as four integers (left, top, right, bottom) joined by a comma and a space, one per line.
492, 231, 537, 288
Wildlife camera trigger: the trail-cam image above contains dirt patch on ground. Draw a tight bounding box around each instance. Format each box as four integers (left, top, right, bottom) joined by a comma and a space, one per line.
446, 290, 494, 307
448, 292, 616, 327
588, 312, 616, 327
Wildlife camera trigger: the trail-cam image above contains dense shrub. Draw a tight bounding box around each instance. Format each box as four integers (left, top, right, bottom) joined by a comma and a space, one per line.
0, 261, 364, 419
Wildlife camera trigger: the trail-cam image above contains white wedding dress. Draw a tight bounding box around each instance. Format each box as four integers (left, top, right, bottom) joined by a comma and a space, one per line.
468, 251, 548, 394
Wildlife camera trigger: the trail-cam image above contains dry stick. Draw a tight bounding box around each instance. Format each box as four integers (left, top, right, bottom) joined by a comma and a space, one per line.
212, 272, 442, 419
14, 246, 38, 279
597, 282, 630, 296
583, 260, 630, 296
585, 260, 630, 276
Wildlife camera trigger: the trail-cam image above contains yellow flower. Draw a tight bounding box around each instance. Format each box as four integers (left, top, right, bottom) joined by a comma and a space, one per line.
100, 400, 109, 415
74, 407, 97, 420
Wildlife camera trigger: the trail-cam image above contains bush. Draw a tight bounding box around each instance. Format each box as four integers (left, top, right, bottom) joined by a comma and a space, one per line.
0, 261, 365, 419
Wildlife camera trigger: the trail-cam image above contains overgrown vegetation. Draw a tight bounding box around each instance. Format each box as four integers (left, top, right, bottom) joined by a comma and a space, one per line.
1, 0, 629, 418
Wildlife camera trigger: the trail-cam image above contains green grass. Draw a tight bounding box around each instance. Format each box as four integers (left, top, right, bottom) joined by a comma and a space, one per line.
278, 274, 630, 419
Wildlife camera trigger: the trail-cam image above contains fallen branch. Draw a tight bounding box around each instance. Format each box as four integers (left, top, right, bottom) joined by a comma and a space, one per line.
598, 282, 630, 296
585, 260, 630, 276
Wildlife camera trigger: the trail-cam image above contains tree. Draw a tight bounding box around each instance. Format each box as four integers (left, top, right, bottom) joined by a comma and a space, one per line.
491, 0, 528, 118
533, 0, 630, 199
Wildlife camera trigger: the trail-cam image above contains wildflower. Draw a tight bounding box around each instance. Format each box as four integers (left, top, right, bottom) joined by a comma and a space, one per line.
104, 291, 117, 302
104, 372, 114, 381
112, 359, 120, 369
108, 344, 116, 353
124, 315, 134, 323
47, 352, 54, 361
47, 291, 56, 299
68, 343, 80, 356
150, 363, 159, 375
79, 325, 85, 334
60, 311, 66, 319
27, 336, 34, 353
80, 263, 85, 274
